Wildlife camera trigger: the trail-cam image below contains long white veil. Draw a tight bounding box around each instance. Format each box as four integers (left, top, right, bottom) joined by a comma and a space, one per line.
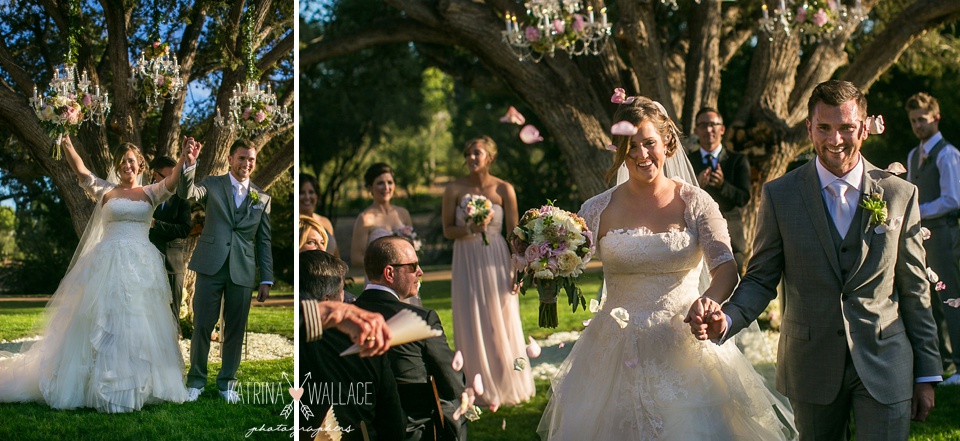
0, 166, 119, 402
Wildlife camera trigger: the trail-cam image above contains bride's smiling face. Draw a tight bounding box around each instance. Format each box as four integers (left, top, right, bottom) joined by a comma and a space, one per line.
625, 120, 667, 184
117, 151, 142, 183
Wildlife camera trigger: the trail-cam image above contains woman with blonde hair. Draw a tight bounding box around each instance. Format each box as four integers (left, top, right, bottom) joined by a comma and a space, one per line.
442, 135, 535, 409
299, 215, 329, 252
299, 173, 339, 258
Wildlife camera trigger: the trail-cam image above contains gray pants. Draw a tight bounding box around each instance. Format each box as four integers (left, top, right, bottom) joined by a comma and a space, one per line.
168, 272, 184, 322
187, 258, 253, 391
791, 352, 910, 441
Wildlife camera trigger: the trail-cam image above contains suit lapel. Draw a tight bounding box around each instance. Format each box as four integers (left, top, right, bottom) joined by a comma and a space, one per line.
798, 162, 843, 281
848, 163, 883, 283
221, 175, 237, 223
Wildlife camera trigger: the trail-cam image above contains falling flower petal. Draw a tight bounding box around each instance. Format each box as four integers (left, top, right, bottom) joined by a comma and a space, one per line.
611, 121, 639, 137
936, 281, 946, 291
513, 357, 527, 371
473, 374, 485, 396
867, 115, 886, 135
490, 403, 500, 413
499, 106, 526, 125
884, 161, 905, 175
519, 125, 544, 144
558, 342, 565, 349
606, 144, 618, 151
502, 419, 507, 430
452, 350, 464, 371
526, 336, 542, 359
945, 298, 960, 308
625, 356, 638, 369
623, 96, 636, 104
611, 87, 627, 104
582, 319, 592, 327
926, 267, 940, 284
589, 298, 600, 313
610, 307, 630, 329
921, 227, 932, 240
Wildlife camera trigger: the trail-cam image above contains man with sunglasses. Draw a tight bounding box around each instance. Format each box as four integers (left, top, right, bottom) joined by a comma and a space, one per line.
148, 156, 192, 322
353, 236, 468, 440
688, 107, 752, 273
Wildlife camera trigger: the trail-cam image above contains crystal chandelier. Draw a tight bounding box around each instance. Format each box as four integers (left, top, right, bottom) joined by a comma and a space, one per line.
502, 1, 612, 62
759, 0, 866, 43
215, 4, 291, 138
30, 65, 111, 157
132, 42, 185, 107
215, 80, 291, 137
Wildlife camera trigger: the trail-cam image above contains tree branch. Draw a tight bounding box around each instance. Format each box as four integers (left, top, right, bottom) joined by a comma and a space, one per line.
257, 32, 293, 73
300, 19, 455, 67
252, 138, 293, 192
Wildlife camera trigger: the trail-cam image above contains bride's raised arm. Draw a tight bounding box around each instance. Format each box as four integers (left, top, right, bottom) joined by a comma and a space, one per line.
60, 135, 93, 182
161, 136, 196, 193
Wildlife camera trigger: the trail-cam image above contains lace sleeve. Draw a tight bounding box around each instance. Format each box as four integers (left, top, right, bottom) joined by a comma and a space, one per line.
143, 179, 174, 206
78, 174, 114, 201
682, 182, 734, 270
578, 186, 616, 260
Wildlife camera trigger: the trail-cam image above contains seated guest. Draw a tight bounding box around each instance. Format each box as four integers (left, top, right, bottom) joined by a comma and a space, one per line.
298, 250, 406, 441
354, 236, 468, 441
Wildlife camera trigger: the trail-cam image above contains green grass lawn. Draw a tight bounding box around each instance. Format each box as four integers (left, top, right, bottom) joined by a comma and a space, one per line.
0, 299, 294, 440
417, 267, 960, 441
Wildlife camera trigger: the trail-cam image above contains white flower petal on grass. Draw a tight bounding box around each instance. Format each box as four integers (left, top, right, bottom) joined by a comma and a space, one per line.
884, 162, 906, 175
452, 350, 464, 372
558, 342, 565, 349
610, 307, 630, 329
526, 336, 541, 359
926, 267, 940, 284
921, 227, 931, 240
589, 298, 600, 313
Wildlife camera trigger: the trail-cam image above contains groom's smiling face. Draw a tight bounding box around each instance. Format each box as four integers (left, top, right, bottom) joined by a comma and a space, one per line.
808, 100, 868, 177
228, 146, 258, 182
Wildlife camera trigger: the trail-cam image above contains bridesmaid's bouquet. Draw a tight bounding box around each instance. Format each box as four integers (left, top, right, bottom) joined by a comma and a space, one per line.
461, 194, 494, 246
510, 201, 593, 328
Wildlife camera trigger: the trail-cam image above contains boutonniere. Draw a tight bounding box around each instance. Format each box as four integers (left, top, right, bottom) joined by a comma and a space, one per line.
860, 193, 888, 227
249, 190, 261, 208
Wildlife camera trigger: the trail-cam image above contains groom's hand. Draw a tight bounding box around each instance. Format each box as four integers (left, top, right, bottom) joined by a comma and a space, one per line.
181, 136, 202, 166
257, 284, 270, 302
684, 296, 727, 341
912, 382, 935, 422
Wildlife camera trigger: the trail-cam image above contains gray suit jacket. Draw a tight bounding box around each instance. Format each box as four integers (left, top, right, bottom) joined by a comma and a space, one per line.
178, 169, 273, 288
723, 159, 941, 405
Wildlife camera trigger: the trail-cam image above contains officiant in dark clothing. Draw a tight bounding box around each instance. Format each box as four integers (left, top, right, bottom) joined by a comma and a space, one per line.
148, 156, 192, 320
688, 107, 752, 273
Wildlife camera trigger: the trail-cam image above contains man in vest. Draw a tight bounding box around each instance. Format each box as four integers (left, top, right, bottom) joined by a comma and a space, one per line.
906, 92, 960, 385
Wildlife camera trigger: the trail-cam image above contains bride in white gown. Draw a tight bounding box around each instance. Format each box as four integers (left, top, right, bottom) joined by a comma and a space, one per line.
538, 97, 795, 440
0, 136, 188, 412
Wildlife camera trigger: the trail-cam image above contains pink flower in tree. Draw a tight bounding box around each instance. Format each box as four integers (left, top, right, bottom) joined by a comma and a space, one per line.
254, 110, 267, 123
572, 14, 585, 32
524, 26, 541, 42
552, 19, 565, 34
812, 9, 829, 27
796, 7, 807, 23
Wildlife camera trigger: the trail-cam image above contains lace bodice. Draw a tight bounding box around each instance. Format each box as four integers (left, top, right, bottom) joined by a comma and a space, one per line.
456, 203, 504, 234
579, 180, 733, 320
80, 175, 173, 245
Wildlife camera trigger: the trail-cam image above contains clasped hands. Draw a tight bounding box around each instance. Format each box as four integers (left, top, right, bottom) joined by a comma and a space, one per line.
181, 136, 202, 166
683, 296, 727, 341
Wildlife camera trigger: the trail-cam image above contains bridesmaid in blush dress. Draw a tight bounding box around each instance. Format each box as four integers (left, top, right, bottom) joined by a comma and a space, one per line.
442, 136, 535, 408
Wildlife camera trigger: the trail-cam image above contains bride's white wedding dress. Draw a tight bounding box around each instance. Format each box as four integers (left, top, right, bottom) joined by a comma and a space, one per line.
0, 175, 187, 412
538, 180, 794, 440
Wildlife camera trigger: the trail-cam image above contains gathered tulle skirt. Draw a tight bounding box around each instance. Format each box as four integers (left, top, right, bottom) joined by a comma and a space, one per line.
0, 238, 187, 412
537, 305, 795, 440
451, 232, 535, 407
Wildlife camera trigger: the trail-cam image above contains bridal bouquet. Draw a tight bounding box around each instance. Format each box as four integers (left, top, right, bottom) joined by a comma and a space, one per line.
396, 225, 422, 252
461, 194, 494, 245
510, 201, 592, 328
35, 93, 87, 159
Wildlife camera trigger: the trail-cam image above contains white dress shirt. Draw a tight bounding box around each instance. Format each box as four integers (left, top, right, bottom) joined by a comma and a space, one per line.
905, 132, 960, 219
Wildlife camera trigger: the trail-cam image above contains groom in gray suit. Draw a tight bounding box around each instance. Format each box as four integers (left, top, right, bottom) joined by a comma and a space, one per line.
179, 138, 273, 403
688, 80, 941, 439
